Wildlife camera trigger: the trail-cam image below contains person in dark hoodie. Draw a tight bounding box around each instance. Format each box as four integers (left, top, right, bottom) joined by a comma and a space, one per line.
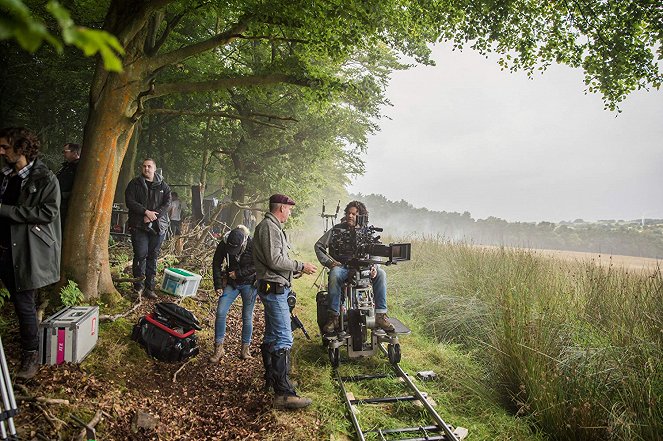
209, 224, 257, 362
125, 158, 171, 300
0, 127, 61, 380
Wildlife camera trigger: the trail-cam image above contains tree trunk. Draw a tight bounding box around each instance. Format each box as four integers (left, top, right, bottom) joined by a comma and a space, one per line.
115, 125, 140, 203
61, 68, 144, 298
229, 182, 246, 227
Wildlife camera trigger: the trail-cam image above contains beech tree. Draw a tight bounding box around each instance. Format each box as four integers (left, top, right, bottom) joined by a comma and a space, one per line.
7, 0, 658, 298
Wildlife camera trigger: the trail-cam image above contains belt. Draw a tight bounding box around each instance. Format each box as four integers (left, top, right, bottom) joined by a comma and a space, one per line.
258, 280, 286, 294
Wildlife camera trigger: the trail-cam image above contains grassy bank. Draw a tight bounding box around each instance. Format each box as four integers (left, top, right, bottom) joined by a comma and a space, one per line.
383, 238, 662, 440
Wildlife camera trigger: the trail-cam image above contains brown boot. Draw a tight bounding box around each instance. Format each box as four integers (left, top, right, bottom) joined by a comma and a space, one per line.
375, 313, 395, 333
209, 341, 225, 363
322, 312, 339, 334
16, 350, 40, 380
240, 343, 253, 360
273, 394, 312, 410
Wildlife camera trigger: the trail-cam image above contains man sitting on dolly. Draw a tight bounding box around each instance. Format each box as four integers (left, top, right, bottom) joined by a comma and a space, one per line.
314, 200, 395, 335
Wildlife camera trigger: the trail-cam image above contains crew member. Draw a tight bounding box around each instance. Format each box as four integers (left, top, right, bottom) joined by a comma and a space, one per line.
210, 225, 257, 362
125, 158, 171, 300
0, 127, 61, 379
55, 142, 80, 228
314, 200, 395, 334
253, 194, 317, 409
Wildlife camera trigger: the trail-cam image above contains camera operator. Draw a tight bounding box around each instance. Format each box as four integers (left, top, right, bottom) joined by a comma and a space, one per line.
314, 201, 395, 334
253, 194, 317, 410
210, 225, 257, 362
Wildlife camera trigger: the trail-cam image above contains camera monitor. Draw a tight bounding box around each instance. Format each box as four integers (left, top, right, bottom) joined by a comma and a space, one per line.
389, 243, 411, 262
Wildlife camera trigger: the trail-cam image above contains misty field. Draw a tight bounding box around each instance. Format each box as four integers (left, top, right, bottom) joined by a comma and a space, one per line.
386, 239, 662, 441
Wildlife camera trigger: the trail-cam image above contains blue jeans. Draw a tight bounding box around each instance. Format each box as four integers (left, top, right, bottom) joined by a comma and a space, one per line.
260, 287, 293, 352
214, 283, 257, 345
328, 266, 388, 314
130, 228, 165, 290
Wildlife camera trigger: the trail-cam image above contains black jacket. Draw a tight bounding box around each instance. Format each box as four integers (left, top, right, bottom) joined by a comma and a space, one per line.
125, 173, 171, 234
212, 237, 256, 289
55, 159, 78, 224
0, 158, 61, 291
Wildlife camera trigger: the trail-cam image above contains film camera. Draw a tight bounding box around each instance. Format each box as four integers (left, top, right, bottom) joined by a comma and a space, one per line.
329, 214, 411, 267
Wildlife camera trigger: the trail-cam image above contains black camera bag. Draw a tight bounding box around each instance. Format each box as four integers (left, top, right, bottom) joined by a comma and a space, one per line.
153, 302, 202, 332
132, 313, 199, 362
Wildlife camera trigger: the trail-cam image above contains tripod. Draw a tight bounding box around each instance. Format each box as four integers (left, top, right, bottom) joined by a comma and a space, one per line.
0, 338, 19, 440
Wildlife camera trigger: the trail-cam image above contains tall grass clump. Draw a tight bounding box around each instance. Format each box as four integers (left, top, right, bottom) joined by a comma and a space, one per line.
387, 237, 662, 440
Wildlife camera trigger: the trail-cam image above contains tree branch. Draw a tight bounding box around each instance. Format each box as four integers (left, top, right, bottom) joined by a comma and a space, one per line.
146, 108, 291, 129
150, 73, 317, 98
148, 18, 251, 70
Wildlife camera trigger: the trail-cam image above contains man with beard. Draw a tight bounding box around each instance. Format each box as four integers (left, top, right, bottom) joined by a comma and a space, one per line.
0, 127, 61, 379
125, 158, 171, 300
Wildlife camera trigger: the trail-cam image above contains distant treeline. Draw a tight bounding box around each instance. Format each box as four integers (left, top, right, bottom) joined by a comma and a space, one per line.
353, 194, 663, 259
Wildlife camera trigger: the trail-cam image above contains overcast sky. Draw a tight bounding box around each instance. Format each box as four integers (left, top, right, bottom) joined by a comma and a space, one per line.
348, 44, 663, 223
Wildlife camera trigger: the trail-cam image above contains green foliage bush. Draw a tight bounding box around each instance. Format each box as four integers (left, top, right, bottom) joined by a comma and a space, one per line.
389, 239, 662, 441
60, 280, 84, 306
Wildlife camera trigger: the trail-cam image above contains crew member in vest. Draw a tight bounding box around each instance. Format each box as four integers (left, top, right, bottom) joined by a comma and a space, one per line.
314, 200, 395, 334
125, 158, 171, 300
0, 127, 61, 379
253, 194, 317, 409
210, 225, 257, 362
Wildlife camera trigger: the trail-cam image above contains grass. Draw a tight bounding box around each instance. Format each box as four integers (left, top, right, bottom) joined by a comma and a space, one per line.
384, 238, 662, 441
288, 243, 544, 440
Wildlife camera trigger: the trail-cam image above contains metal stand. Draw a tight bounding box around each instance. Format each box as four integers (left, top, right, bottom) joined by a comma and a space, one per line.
0, 338, 19, 440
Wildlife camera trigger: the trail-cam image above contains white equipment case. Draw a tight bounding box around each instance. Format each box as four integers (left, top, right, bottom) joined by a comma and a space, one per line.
161, 268, 202, 297
39, 306, 99, 365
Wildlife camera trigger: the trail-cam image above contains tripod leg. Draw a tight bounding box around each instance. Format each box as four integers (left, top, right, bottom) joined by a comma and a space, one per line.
0, 338, 18, 437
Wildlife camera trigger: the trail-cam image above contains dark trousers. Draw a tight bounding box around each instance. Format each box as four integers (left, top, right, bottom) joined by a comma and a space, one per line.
0, 248, 38, 352
130, 228, 165, 290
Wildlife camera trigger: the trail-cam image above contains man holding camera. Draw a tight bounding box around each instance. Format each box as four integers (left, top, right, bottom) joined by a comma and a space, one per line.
125, 158, 171, 300
210, 225, 257, 362
253, 194, 317, 409
314, 200, 395, 334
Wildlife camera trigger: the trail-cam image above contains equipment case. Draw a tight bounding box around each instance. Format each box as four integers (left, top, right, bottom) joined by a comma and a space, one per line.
39, 306, 99, 365
161, 268, 202, 297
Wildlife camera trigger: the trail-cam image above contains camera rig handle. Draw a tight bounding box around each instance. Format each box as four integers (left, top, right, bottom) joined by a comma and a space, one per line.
321, 199, 341, 232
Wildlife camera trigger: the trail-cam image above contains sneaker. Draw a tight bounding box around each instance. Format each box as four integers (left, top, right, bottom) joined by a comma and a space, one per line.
375, 313, 395, 333
143, 289, 158, 300
16, 350, 40, 380
273, 394, 312, 409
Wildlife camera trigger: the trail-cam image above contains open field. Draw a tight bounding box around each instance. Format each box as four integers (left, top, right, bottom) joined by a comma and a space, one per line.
481, 245, 661, 273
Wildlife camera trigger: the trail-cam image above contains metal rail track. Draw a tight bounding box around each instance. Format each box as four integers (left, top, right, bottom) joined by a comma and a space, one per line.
333, 342, 462, 441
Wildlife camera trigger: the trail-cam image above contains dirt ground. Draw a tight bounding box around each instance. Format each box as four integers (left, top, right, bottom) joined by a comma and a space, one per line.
3, 294, 306, 441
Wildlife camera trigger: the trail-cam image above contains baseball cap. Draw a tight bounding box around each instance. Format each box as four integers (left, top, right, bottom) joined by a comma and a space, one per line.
225, 228, 246, 255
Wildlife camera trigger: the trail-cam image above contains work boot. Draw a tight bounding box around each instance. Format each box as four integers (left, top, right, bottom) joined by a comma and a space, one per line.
143, 288, 158, 300
240, 343, 253, 360
322, 312, 339, 334
273, 394, 312, 410
16, 350, 39, 380
375, 313, 395, 333
209, 341, 225, 363
260, 343, 273, 392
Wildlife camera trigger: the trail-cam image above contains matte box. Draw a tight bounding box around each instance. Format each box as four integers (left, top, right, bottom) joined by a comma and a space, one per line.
161, 268, 202, 297
39, 306, 99, 365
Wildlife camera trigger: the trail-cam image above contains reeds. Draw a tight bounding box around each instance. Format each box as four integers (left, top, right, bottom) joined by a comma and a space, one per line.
389, 238, 662, 440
